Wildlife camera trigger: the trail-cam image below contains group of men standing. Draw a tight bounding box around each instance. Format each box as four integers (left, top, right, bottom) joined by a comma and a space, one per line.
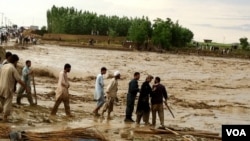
0, 52, 168, 127
92, 67, 168, 127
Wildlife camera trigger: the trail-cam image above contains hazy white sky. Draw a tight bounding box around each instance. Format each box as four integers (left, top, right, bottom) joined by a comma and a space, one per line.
1, 0, 250, 43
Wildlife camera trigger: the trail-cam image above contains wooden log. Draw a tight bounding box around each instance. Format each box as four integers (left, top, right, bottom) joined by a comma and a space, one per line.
181, 132, 222, 140
150, 128, 179, 135
178, 131, 219, 136
135, 128, 221, 140
134, 129, 158, 134
151, 128, 179, 135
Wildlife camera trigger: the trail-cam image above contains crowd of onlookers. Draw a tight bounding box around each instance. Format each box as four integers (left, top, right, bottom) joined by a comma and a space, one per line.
0, 27, 37, 45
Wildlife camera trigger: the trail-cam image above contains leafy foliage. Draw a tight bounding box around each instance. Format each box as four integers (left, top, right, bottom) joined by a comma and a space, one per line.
47, 5, 194, 49
128, 17, 152, 49
239, 37, 249, 50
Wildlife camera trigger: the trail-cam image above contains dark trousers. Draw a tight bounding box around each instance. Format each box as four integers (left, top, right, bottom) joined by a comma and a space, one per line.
136, 111, 150, 124
51, 94, 71, 115
125, 93, 136, 119
16, 86, 33, 105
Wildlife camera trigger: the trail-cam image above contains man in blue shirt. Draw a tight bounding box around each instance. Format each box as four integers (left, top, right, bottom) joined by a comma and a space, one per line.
16, 60, 34, 105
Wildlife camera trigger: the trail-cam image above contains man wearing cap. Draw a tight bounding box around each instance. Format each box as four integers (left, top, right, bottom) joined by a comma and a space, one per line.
135, 75, 153, 125
101, 71, 120, 119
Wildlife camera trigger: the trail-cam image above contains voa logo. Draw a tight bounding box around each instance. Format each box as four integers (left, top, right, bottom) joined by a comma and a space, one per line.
226, 129, 246, 136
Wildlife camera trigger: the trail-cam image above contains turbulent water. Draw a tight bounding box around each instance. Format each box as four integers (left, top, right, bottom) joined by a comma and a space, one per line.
7, 44, 250, 138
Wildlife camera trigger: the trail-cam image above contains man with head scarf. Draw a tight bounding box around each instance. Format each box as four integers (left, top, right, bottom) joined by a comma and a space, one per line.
135, 75, 153, 125
101, 71, 120, 119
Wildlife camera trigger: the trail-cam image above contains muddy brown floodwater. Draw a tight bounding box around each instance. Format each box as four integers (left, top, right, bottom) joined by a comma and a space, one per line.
3, 44, 250, 141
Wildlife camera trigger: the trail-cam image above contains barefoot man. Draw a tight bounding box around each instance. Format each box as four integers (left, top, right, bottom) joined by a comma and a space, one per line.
51, 63, 73, 117
101, 71, 120, 119
16, 60, 34, 105
93, 67, 107, 116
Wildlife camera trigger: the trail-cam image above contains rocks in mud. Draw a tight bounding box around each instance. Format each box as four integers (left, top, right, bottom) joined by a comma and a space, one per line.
153, 135, 162, 140
183, 135, 197, 141
42, 116, 52, 123
46, 90, 56, 97
120, 129, 129, 138
28, 121, 35, 127
145, 57, 151, 61
119, 129, 133, 139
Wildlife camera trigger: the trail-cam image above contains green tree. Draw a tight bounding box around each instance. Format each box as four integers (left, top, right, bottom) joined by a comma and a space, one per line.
171, 21, 193, 47
239, 37, 249, 50
41, 26, 47, 31
127, 17, 152, 49
152, 18, 172, 49
108, 28, 118, 38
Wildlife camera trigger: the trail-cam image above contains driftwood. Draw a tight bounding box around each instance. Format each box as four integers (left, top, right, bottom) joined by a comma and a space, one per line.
151, 128, 179, 135
0, 124, 11, 138
134, 127, 221, 140
20, 126, 107, 141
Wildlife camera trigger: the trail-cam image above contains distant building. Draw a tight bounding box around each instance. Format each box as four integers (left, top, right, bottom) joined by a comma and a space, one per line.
30, 25, 39, 30
204, 39, 212, 43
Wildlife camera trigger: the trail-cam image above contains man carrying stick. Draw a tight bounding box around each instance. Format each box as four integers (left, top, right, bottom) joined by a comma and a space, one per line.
151, 76, 168, 128
16, 60, 34, 105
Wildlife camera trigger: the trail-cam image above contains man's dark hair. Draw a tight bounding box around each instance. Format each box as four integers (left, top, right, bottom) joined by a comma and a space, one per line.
64, 63, 71, 69
134, 72, 140, 76
9, 54, 19, 64
26, 60, 31, 65
101, 67, 107, 71
155, 77, 161, 83
5, 51, 12, 59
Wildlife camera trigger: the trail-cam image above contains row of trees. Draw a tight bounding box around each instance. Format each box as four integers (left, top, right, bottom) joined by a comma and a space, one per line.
47, 5, 194, 49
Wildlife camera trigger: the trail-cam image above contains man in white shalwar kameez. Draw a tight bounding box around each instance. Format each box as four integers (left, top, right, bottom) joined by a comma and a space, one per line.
50, 64, 72, 117
93, 67, 107, 116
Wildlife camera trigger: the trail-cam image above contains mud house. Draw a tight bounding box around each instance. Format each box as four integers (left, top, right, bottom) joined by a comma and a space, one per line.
204, 39, 212, 43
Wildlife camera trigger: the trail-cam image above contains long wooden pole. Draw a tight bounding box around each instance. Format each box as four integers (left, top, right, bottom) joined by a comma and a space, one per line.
32, 74, 37, 105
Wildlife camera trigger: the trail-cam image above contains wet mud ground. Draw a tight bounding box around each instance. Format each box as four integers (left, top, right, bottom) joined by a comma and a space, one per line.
1, 44, 250, 141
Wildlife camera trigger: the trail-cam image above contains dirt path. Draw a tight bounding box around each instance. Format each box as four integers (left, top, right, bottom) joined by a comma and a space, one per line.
2, 44, 250, 140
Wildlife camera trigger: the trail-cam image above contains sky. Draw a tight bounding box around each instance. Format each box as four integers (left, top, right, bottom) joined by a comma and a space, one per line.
0, 0, 250, 43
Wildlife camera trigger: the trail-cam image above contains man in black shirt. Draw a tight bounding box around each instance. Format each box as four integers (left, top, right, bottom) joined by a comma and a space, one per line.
151, 77, 168, 127
135, 75, 153, 125
124, 72, 140, 122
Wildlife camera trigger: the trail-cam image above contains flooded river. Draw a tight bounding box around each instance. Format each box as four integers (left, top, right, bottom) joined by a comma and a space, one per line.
5, 44, 250, 140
